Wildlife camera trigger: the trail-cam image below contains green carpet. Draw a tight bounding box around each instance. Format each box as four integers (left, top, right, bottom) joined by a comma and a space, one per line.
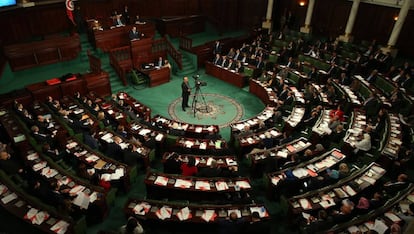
0, 30, 294, 234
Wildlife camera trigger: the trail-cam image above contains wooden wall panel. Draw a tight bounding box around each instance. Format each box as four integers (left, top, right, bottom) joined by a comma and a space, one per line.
353, 3, 397, 45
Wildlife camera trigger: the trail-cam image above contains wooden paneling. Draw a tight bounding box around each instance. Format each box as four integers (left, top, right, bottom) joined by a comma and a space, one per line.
353, 2, 397, 45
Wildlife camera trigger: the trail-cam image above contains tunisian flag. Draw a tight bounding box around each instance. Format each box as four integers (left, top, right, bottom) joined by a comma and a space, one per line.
65, 0, 76, 25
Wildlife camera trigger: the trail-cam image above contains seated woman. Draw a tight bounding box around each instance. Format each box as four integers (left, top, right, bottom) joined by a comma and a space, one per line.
180, 157, 198, 176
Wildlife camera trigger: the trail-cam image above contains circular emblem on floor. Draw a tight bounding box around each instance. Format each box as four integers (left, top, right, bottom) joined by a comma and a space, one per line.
168, 93, 244, 128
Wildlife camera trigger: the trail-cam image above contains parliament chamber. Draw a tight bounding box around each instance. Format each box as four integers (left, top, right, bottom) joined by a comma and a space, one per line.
1, 0, 414, 234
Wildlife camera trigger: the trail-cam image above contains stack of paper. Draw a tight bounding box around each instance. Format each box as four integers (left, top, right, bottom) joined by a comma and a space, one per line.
133, 202, 151, 215
33, 161, 47, 171
235, 180, 251, 189
1, 193, 17, 204
50, 220, 69, 234
199, 142, 207, 150
299, 198, 312, 210
27, 153, 39, 161
73, 192, 90, 210
176, 207, 192, 221
110, 168, 125, 180
201, 210, 216, 222
215, 181, 229, 191
41, 167, 58, 178
156, 206, 172, 220
154, 176, 169, 186
195, 181, 210, 190
174, 179, 192, 189
85, 155, 99, 163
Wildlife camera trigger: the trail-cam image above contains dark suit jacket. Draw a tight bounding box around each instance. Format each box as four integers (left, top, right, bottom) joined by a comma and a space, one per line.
104, 142, 122, 160
129, 30, 140, 40
123, 150, 139, 166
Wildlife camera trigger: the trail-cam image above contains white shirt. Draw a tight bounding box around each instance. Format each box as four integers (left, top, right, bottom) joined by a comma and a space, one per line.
355, 133, 371, 151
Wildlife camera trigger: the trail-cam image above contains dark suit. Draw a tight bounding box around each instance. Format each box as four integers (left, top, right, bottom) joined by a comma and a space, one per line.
129, 30, 140, 40
181, 81, 191, 110
366, 74, 377, 83
197, 167, 222, 177
213, 43, 222, 55
104, 142, 122, 160
123, 150, 139, 166
213, 56, 222, 65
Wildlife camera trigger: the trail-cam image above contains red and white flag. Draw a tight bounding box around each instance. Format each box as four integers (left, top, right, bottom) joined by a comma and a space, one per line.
65, 0, 75, 25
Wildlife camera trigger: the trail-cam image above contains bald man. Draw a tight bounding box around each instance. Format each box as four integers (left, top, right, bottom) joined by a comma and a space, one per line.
181, 77, 191, 111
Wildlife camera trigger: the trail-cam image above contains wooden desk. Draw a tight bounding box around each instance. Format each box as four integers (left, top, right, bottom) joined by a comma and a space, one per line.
288, 163, 385, 216
162, 153, 238, 169
152, 115, 219, 138
145, 172, 251, 201
140, 67, 171, 87
267, 149, 346, 199
0, 174, 77, 234
125, 198, 270, 223
205, 62, 245, 88
82, 72, 112, 98
4, 34, 81, 71
157, 15, 205, 37
89, 23, 155, 52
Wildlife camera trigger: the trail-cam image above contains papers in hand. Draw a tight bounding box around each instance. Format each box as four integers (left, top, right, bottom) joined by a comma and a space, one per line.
176, 207, 192, 221
156, 206, 172, 220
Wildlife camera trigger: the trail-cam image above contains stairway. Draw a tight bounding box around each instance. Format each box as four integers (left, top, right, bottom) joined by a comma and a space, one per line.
175, 51, 198, 77
78, 34, 132, 94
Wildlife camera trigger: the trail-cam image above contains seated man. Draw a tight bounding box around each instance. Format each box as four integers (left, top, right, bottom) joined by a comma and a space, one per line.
113, 14, 125, 27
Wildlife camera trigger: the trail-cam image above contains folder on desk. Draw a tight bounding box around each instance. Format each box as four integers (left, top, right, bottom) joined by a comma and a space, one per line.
50, 220, 70, 234
215, 181, 229, 191
195, 181, 210, 190
154, 176, 169, 186
133, 202, 151, 215
174, 179, 192, 189
94, 159, 107, 170
201, 210, 216, 222
176, 207, 192, 221
156, 206, 172, 220
1, 192, 17, 204
73, 192, 90, 210
235, 180, 251, 189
